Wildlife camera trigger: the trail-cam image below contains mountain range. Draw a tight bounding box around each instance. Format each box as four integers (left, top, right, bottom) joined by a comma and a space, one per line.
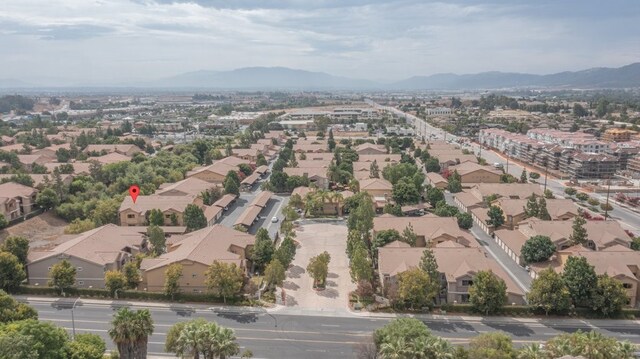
3, 63, 640, 90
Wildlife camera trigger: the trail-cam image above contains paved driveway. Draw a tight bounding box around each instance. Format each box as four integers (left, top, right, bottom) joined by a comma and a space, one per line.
279, 221, 355, 309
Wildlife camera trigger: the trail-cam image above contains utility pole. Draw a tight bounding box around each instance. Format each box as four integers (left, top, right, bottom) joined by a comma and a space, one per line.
604, 177, 612, 220
543, 163, 549, 193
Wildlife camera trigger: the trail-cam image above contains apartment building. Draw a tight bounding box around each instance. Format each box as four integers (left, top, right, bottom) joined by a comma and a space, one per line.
119, 195, 202, 226
0, 182, 38, 219
602, 128, 637, 142
373, 214, 476, 248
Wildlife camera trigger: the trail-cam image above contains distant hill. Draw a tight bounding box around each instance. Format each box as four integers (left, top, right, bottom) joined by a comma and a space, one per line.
150, 66, 377, 89
392, 63, 640, 90
0, 78, 34, 88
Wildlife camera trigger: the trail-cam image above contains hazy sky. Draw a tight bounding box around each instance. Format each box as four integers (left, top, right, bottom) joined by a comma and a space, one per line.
1, 0, 639, 85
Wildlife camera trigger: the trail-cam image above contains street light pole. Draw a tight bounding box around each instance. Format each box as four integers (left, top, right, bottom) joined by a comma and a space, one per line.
71, 297, 81, 340
604, 177, 612, 220
543, 163, 549, 193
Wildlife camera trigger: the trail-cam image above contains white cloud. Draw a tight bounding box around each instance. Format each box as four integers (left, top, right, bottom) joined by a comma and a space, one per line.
0, 0, 638, 84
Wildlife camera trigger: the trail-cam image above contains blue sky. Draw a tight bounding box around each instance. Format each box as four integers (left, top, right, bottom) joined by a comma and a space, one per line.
0, 0, 638, 85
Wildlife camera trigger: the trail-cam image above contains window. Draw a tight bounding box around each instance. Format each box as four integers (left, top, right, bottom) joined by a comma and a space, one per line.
462, 280, 473, 286
77, 281, 84, 285
192, 274, 197, 278
77, 267, 83, 272
623, 283, 633, 289
48, 267, 52, 271
165, 214, 171, 218
460, 294, 470, 303
127, 214, 135, 219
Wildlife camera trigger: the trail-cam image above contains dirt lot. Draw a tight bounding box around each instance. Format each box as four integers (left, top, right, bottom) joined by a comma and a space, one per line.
280, 221, 355, 309
0, 212, 68, 248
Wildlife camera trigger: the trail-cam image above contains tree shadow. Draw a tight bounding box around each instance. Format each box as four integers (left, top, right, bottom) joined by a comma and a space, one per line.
282, 281, 300, 290
327, 272, 339, 279
325, 280, 338, 287
284, 294, 298, 307
110, 301, 131, 311
316, 288, 339, 299
480, 319, 535, 337
423, 320, 475, 333
50, 298, 84, 310
215, 311, 259, 324
287, 265, 305, 278
170, 305, 195, 317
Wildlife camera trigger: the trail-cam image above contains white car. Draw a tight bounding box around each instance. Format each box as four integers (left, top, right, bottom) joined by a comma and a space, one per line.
271, 216, 279, 223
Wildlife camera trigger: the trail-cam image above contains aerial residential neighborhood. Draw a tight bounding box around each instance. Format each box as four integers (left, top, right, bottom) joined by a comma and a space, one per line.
1, 1, 640, 358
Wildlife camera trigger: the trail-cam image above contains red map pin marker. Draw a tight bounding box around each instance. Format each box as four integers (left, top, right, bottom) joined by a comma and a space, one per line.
129, 185, 140, 203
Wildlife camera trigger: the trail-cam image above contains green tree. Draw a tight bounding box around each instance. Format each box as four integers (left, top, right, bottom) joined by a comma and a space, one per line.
456, 212, 473, 229
468, 332, 516, 359
524, 195, 539, 218
564, 187, 577, 196
205, 261, 244, 303
369, 160, 380, 178
0, 319, 70, 359
0, 333, 39, 359
469, 270, 507, 315
35, 188, 60, 209
591, 274, 628, 317
426, 187, 444, 207
184, 204, 207, 232
419, 248, 439, 281
108, 308, 154, 359
68, 333, 107, 359
392, 179, 420, 206
545, 330, 633, 359
425, 157, 440, 173
256, 154, 268, 166
273, 236, 296, 268
164, 263, 182, 300
0, 214, 7, 230
383, 203, 403, 216
537, 197, 551, 220
104, 270, 127, 298
397, 268, 438, 309
562, 256, 597, 307
527, 268, 571, 315
544, 189, 555, 199
122, 262, 140, 289
264, 259, 286, 288
447, 178, 462, 193
521, 235, 555, 264
224, 178, 240, 196
48, 259, 76, 294
251, 228, 274, 273
148, 209, 164, 226
573, 103, 588, 117
0, 236, 29, 266
486, 205, 505, 228
401, 223, 417, 246
306, 251, 330, 288
349, 244, 373, 283
224, 171, 241, 189
0, 290, 38, 323
373, 318, 432, 352
520, 168, 527, 183
147, 225, 166, 256
632, 237, 640, 251
371, 229, 402, 255
569, 215, 588, 245
64, 219, 95, 234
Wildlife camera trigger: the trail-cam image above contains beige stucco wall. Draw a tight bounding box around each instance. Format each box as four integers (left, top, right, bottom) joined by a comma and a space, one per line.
460, 171, 501, 184
28, 255, 122, 289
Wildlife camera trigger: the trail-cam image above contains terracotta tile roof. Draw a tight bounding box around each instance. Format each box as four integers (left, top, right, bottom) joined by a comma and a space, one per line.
358, 154, 401, 163
283, 167, 328, 179
360, 178, 393, 191
373, 215, 475, 246
250, 191, 272, 208
91, 152, 132, 165
156, 177, 218, 197
235, 205, 263, 227
0, 182, 37, 197
518, 218, 632, 249
450, 162, 502, 176
140, 224, 255, 271
27, 224, 146, 266
119, 195, 198, 214
213, 194, 237, 208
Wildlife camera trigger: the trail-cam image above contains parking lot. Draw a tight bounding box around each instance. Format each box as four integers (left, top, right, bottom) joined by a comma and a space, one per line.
280, 221, 354, 309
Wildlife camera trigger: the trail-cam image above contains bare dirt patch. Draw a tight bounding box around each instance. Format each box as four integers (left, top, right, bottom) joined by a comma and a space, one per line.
0, 212, 68, 248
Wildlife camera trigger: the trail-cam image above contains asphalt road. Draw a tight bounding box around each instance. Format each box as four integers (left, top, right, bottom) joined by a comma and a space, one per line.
23, 297, 640, 359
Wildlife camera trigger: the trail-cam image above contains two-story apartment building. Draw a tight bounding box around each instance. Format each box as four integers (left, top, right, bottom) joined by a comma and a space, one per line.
118, 195, 202, 226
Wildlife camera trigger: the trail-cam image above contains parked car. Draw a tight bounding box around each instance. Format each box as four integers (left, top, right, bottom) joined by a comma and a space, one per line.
271, 216, 279, 223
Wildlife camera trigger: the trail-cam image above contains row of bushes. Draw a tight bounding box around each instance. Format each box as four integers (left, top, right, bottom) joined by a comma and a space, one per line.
15, 286, 255, 306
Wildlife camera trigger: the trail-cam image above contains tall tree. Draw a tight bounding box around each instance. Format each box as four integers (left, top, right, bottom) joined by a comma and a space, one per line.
264, 259, 286, 288
349, 244, 373, 283
164, 263, 182, 300
569, 214, 588, 245
520, 168, 527, 183
184, 204, 207, 232
48, 259, 76, 294
537, 197, 551, 220
397, 268, 438, 309
521, 235, 555, 264
0, 236, 29, 266
486, 205, 505, 228
251, 228, 274, 273
68, 333, 107, 359
123, 262, 140, 289
205, 261, 244, 303
419, 248, 439, 281
306, 251, 330, 288
401, 223, 417, 246
527, 268, 571, 315
469, 270, 507, 315
524, 195, 539, 218
273, 236, 296, 268
591, 274, 628, 317
147, 225, 166, 256
369, 160, 380, 178
148, 209, 164, 226
0, 290, 38, 323
108, 308, 154, 359
468, 332, 516, 359
105, 271, 127, 298
562, 256, 597, 306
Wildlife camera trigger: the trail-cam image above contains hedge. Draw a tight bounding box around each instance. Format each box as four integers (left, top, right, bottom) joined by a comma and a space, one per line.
15, 286, 254, 306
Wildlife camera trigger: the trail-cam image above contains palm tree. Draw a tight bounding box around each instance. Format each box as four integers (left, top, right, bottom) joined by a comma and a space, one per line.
109, 308, 154, 359
328, 192, 344, 215
518, 343, 545, 359
615, 341, 636, 359
327, 161, 340, 184
211, 326, 240, 359
379, 337, 408, 359
175, 320, 206, 359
